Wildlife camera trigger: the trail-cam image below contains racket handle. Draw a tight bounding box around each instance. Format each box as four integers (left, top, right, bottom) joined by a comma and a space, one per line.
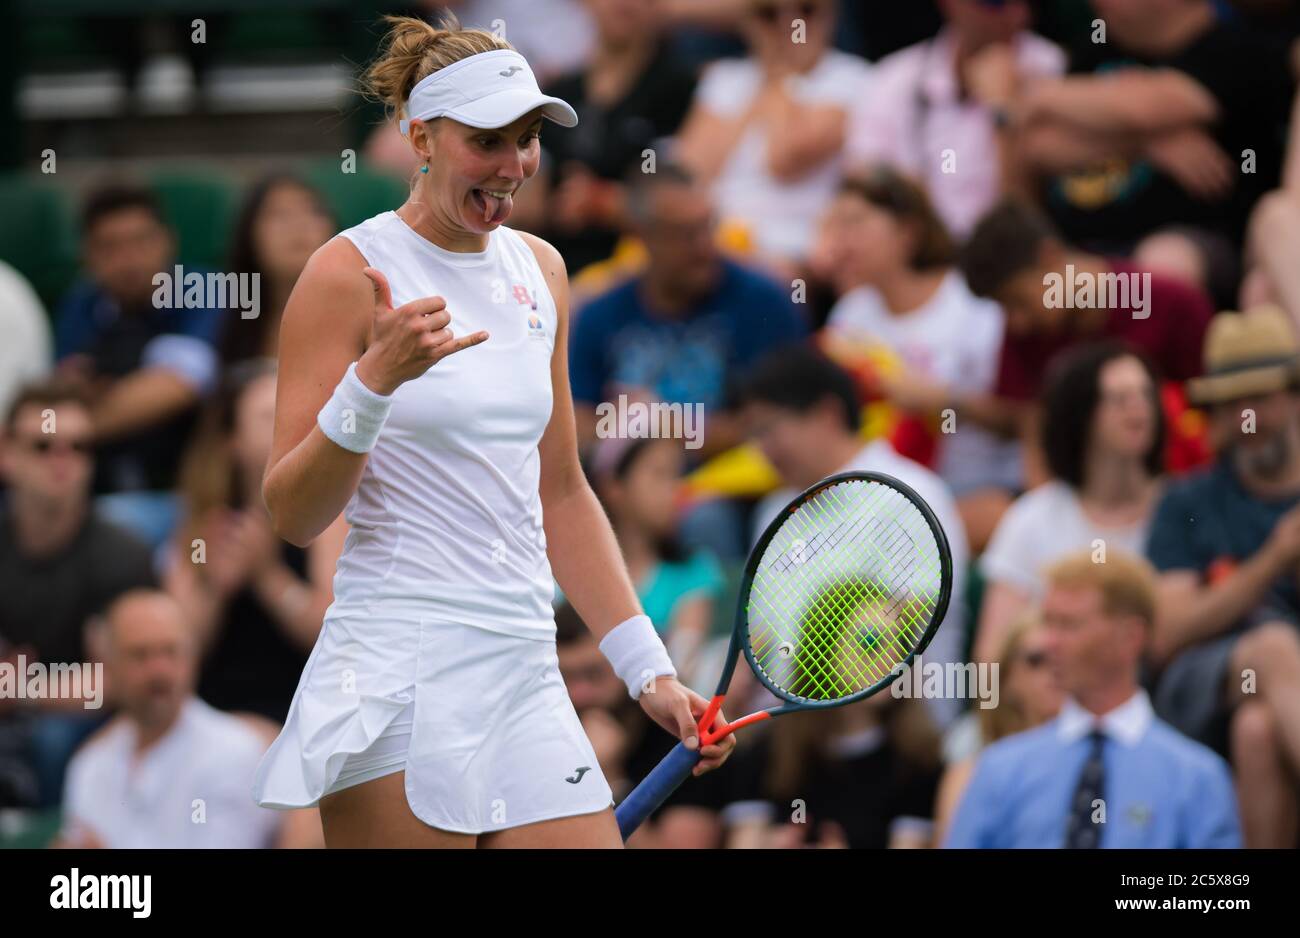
615, 741, 702, 841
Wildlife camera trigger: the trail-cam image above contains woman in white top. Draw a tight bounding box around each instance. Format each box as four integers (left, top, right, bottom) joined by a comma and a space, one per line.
674, 0, 872, 274
819, 166, 1021, 551
252, 16, 732, 848
975, 342, 1166, 663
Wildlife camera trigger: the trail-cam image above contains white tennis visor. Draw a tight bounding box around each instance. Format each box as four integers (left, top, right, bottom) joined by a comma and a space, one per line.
398, 49, 578, 136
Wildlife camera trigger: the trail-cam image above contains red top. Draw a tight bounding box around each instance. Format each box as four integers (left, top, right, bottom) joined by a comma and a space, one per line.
994, 259, 1214, 401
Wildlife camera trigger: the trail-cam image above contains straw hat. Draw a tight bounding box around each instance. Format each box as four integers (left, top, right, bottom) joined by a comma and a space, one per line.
1186, 305, 1300, 405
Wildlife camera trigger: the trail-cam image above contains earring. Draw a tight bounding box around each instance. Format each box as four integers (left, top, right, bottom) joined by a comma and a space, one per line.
420, 163, 429, 174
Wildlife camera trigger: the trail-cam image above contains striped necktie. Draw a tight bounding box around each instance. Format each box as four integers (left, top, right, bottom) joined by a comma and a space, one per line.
1064, 730, 1106, 849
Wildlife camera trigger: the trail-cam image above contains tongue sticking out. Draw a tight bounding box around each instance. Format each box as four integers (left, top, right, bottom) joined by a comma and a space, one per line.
475, 189, 512, 225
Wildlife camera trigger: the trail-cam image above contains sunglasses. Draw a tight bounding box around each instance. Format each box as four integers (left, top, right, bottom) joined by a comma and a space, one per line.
753, 1, 820, 24
19, 436, 93, 456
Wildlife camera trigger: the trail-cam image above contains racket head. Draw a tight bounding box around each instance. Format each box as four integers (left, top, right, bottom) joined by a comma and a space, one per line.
737, 470, 953, 710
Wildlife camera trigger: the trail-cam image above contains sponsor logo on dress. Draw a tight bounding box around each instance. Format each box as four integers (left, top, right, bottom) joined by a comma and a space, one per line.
512, 283, 539, 309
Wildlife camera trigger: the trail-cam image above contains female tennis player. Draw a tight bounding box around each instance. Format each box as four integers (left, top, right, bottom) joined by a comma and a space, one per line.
252, 15, 733, 848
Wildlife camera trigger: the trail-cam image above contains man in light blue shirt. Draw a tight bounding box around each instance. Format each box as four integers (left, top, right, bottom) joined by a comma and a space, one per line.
945, 549, 1241, 849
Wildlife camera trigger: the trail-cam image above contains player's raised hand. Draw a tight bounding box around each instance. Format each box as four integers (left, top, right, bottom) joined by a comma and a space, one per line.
355, 266, 488, 395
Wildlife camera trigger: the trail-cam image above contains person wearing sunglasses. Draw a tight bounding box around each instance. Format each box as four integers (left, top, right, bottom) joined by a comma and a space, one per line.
0, 379, 156, 808
674, 0, 871, 277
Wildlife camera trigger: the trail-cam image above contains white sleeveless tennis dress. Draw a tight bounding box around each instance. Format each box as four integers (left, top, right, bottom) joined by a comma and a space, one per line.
252, 211, 613, 834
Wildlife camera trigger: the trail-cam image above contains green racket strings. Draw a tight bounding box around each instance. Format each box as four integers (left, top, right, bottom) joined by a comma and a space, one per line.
747, 478, 945, 702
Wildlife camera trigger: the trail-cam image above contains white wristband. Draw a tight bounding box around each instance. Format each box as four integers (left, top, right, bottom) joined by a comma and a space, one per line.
599, 614, 676, 700
317, 361, 395, 453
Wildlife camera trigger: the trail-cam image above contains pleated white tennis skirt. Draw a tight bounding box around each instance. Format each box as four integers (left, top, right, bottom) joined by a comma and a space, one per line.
252, 605, 614, 834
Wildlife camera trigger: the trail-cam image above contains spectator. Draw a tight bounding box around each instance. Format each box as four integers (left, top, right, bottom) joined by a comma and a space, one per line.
164, 360, 346, 723
977, 342, 1165, 663
1015, 0, 1294, 253
541, 0, 699, 274
0, 259, 52, 421
0, 380, 155, 806
587, 436, 725, 684
720, 693, 943, 848
945, 550, 1241, 848
934, 612, 1062, 844
960, 198, 1213, 482
1147, 305, 1300, 848
844, 0, 1065, 238
53, 184, 225, 500
0, 380, 154, 665
56, 590, 312, 848
819, 167, 1022, 550
569, 163, 807, 459
674, 0, 872, 272
740, 345, 970, 729
219, 174, 334, 366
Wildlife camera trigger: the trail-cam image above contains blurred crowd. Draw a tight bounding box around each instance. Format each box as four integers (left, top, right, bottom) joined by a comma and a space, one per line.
3, 0, 1300, 849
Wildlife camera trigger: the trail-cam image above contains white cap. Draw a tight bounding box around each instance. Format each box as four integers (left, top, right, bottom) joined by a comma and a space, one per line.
399, 49, 578, 136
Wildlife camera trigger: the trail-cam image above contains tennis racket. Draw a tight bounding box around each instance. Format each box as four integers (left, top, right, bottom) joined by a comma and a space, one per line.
614, 470, 954, 841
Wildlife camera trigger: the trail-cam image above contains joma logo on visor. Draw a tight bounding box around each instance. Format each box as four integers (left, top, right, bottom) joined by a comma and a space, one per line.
499, 66, 523, 77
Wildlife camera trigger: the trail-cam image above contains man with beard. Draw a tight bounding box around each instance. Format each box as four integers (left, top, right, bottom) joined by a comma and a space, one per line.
1147, 305, 1300, 848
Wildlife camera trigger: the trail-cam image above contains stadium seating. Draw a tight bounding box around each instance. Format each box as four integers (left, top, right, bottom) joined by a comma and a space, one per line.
150, 168, 239, 269
303, 156, 407, 230
0, 173, 78, 310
